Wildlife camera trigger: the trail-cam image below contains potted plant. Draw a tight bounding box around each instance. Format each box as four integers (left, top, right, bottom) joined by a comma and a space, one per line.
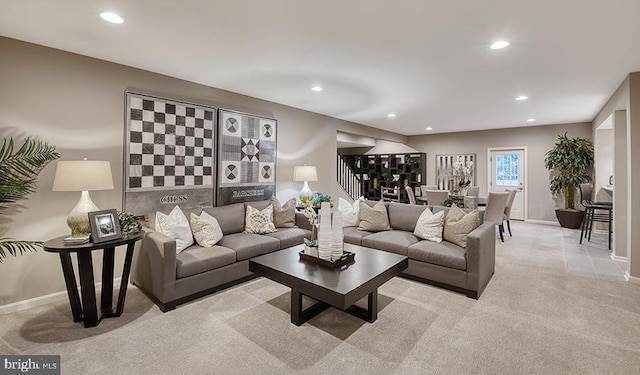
544, 132, 594, 228
0, 137, 60, 262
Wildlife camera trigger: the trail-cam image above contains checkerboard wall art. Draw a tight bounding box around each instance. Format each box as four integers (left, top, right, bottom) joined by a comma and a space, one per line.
218, 109, 276, 205
124, 92, 216, 217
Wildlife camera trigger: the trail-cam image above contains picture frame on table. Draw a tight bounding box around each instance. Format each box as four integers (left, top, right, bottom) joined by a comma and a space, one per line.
88, 209, 122, 243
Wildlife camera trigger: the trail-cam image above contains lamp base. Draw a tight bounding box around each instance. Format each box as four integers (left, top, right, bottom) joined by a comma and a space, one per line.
299, 181, 314, 202
67, 191, 100, 237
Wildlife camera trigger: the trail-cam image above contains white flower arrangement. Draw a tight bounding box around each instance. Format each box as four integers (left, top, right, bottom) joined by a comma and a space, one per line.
452, 157, 473, 188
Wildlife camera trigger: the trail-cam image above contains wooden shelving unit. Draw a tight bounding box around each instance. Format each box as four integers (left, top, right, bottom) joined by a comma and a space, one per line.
340, 153, 426, 203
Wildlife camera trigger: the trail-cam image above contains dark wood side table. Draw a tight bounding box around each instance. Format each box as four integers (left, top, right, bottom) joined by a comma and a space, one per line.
44, 233, 143, 328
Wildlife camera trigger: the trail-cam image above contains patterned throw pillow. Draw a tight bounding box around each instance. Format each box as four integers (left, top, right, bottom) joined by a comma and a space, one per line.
190, 211, 223, 247
358, 200, 391, 232
155, 206, 194, 253
270, 196, 296, 228
443, 204, 481, 248
339, 196, 364, 227
245, 204, 277, 234
413, 207, 445, 242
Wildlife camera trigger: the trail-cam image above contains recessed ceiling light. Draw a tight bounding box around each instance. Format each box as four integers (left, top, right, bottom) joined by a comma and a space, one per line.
515, 95, 528, 101
311, 86, 323, 92
527, 118, 536, 122
387, 113, 396, 118
425, 127, 433, 131
490, 41, 510, 50
100, 12, 124, 24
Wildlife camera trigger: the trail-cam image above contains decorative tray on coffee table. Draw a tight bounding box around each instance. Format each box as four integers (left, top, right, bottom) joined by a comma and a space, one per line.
298, 250, 355, 268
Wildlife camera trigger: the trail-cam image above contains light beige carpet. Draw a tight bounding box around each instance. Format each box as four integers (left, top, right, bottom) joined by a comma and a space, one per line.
1, 221, 639, 374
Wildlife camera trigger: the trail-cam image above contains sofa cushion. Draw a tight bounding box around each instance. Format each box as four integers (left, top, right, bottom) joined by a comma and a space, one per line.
155, 206, 194, 253
265, 227, 312, 248
413, 208, 445, 242
270, 197, 296, 228
175, 245, 237, 279
358, 200, 391, 232
388, 202, 428, 232
339, 196, 364, 227
203, 203, 245, 235
219, 233, 281, 261
361, 230, 419, 256
190, 211, 223, 247
343, 226, 372, 245
443, 204, 481, 248
245, 205, 276, 234
245, 199, 272, 210
407, 241, 467, 271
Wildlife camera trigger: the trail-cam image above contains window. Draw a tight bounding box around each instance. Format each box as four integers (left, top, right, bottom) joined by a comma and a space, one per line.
495, 153, 519, 186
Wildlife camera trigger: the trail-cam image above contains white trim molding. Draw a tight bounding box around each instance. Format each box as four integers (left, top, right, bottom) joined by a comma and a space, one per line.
624, 272, 640, 284
611, 253, 627, 262
526, 219, 560, 226
0, 277, 123, 315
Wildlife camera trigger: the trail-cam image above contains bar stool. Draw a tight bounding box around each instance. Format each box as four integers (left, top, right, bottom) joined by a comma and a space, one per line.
578, 183, 613, 250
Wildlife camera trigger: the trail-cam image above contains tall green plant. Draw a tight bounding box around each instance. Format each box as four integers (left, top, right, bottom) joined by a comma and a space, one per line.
544, 132, 594, 210
0, 137, 60, 263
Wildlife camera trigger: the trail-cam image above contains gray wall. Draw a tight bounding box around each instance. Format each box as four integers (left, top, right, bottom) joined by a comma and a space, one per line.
407, 123, 593, 222
591, 72, 640, 280
0, 37, 406, 306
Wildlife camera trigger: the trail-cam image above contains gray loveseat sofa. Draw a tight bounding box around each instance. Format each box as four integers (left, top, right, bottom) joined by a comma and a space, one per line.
132, 201, 312, 312
343, 201, 495, 299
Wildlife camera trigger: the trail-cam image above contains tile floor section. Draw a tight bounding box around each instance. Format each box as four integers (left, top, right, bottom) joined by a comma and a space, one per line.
508, 221, 627, 281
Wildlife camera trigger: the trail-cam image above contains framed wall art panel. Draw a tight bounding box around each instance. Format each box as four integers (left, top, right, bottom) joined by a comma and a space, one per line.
436, 153, 476, 190
217, 109, 276, 205
123, 92, 216, 218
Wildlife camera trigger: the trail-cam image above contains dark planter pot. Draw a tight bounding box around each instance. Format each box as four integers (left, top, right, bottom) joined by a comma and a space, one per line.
555, 209, 585, 229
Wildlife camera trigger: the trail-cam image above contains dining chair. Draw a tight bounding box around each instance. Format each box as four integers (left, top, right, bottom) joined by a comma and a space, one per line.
405, 186, 417, 205
420, 185, 438, 197
579, 183, 613, 249
503, 189, 517, 236
484, 192, 510, 242
424, 189, 449, 207
465, 186, 480, 196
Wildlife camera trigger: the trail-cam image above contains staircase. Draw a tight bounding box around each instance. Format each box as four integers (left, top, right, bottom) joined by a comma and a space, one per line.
337, 153, 362, 200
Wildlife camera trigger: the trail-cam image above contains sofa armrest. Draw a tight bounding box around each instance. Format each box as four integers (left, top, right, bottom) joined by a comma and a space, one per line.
464, 222, 496, 298
295, 211, 313, 231
131, 228, 177, 304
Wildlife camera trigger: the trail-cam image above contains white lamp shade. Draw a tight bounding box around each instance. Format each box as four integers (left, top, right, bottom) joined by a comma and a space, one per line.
52, 160, 114, 191
293, 165, 318, 182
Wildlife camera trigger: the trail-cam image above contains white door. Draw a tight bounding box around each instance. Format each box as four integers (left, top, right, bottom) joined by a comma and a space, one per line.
489, 148, 525, 220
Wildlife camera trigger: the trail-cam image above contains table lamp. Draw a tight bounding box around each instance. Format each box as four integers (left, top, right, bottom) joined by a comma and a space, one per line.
52, 159, 114, 237
293, 165, 318, 202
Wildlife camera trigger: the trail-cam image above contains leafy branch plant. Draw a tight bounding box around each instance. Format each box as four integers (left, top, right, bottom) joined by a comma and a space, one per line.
0, 137, 60, 263
544, 132, 594, 210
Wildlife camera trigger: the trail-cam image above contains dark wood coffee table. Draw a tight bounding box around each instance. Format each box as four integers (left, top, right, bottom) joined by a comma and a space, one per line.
249, 243, 408, 326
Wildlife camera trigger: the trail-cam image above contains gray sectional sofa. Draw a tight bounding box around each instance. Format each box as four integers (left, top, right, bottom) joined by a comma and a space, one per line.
343, 201, 495, 299
131, 201, 312, 312
133, 199, 495, 313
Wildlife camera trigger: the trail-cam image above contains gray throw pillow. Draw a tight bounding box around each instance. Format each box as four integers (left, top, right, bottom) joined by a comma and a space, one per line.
358, 200, 391, 232
443, 204, 480, 248
270, 197, 296, 228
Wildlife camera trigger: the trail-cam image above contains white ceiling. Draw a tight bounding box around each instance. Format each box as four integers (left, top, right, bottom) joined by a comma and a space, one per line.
1, 0, 640, 136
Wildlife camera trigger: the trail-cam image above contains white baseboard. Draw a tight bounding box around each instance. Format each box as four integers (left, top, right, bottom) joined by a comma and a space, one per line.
0, 277, 122, 315
525, 219, 560, 226
624, 272, 640, 284
610, 253, 627, 262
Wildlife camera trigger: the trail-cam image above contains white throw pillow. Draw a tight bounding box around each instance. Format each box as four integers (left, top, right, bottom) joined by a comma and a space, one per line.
155, 206, 194, 253
338, 196, 364, 227
190, 211, 223, 247
245, 205, 276, 234
413, 207, 445, 243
